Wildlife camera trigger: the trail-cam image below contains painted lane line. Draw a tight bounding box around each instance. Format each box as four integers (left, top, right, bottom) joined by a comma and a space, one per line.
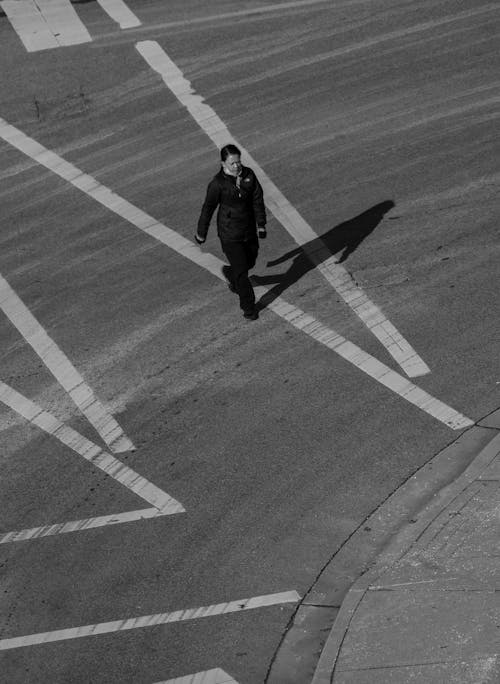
0, 118, 472, 429
155, 669, 239, 684
0, 0, 60, 52
0, 507, 168, 545
0, 381, 184, 516
257, 293, 472, 430
0, 591, 300, 650
135, 40, 430, 380
96, 0, 141, 29
0, 271, 134, 454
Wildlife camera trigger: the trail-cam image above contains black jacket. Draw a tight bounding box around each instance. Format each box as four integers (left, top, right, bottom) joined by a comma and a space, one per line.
197, 166, 266, 242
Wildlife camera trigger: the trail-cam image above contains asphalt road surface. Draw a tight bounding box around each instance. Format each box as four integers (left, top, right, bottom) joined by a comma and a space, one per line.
0, 1, 499, 682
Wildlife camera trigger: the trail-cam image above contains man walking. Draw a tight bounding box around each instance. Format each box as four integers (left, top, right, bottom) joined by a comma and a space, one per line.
195, 144, 267, 320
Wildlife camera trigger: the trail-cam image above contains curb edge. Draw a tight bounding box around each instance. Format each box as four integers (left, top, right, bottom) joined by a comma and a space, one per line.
311, 428, 500, 683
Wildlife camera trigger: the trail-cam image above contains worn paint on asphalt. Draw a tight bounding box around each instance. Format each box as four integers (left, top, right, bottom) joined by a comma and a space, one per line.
0, 0, 91, 52
154, 668, 239, 684
0, 591, 301, 649
0, 381, 184, 543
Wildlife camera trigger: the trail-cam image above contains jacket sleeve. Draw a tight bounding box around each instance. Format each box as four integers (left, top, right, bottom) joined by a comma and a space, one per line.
252, 174, 267, 227
197, 178, 220, 239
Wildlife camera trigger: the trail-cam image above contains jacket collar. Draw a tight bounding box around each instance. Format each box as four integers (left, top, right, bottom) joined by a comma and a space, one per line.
217, 166, 247, 181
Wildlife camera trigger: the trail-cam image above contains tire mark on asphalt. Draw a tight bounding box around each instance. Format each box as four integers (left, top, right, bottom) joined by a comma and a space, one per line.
186, 4, 499, 90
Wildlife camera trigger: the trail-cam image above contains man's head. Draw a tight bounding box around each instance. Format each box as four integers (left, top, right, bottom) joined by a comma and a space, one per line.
220, 143, 242, 176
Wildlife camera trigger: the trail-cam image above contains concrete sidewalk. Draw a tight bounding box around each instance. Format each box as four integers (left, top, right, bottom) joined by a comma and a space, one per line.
313, 412, 500, 684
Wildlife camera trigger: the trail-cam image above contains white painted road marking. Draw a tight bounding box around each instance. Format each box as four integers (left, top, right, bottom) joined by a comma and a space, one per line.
155, 670, 239, 684
260, 296, 472, 429
135, 40, 430, 380
0, 507, 171, 544
1, 0, 140, 51
96, 0, 141, 29
36, 0, 91, 46
0, 270, 134, 453
0, 591, 300, 650
0, 0, 92, 51
0, 117, 473, 429
0, 0, 59, 51
0, 381, 184, 533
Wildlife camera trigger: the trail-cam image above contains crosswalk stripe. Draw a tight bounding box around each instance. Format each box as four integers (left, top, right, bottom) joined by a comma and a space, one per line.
1, 0, 92, 51
260, 296, 472, 429
0, 508, 170, 544
0, 117, 473, 430
0, 0, 60, 51
0, 591, 300, 649
155, 669, 239, 684
0, 380, 184, 520
96, 0, 141, 29
0, 270, 134, 453
36, 0, 92, 47
1, 0, 140, 52
135, 40, 431, 379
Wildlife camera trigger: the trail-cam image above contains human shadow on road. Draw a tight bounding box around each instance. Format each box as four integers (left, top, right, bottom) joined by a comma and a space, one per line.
253, 200, 395, 311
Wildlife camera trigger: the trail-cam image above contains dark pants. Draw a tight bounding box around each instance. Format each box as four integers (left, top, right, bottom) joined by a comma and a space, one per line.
221, 237, 259, 312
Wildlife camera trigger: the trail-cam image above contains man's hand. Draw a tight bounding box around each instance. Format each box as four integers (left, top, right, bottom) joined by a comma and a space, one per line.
194, 233, 206, 245
257, 226, 267, 239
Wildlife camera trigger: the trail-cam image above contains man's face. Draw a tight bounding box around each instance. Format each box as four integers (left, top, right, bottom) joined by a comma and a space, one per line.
222, 154, 242, 176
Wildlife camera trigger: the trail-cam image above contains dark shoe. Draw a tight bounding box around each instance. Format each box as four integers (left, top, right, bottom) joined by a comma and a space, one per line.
243, 308, 258, 321
222, 265, 236, 292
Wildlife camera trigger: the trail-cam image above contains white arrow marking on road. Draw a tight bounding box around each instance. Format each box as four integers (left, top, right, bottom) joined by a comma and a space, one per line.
0, 117, 472, 429
96, 0, 141, 29
0, 0, 92, 51
155, 669, 239, 684
0, 591, 300, 650
135, 40, 430, 380
0, 381, 184, 543
0, 271, 134, 453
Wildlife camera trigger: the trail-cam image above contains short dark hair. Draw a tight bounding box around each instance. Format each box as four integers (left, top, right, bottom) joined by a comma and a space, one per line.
220, 144, 241, 161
